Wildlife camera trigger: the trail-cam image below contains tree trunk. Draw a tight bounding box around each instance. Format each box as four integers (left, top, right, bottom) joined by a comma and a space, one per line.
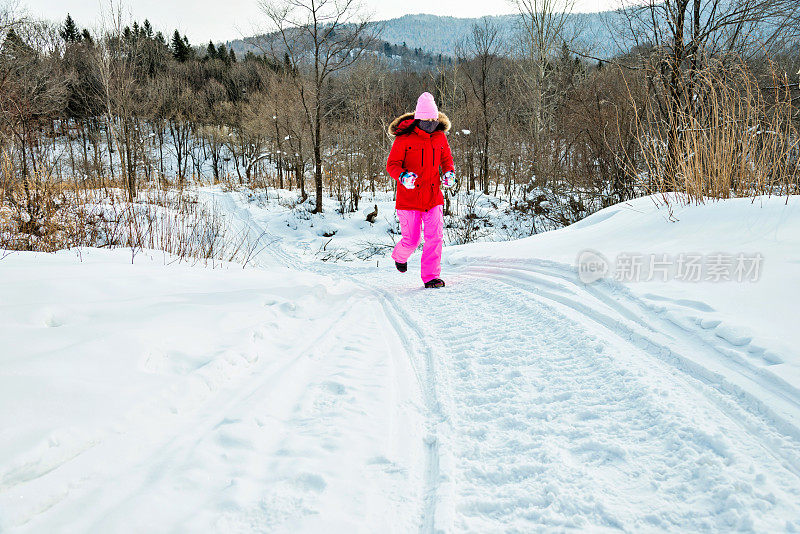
313, 104, 323, 213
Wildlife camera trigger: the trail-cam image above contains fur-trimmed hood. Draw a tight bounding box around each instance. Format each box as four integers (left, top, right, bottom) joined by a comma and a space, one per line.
388, 111, 451, 137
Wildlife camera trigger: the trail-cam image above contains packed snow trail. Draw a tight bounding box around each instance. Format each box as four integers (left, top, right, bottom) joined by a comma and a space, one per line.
373, 269, 800, 531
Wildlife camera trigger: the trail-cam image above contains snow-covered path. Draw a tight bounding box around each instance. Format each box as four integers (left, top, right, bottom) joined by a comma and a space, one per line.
379, 265, 800, 531
3, 192, 800, 532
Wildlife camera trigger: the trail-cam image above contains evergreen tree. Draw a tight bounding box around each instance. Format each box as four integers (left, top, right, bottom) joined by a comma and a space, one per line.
172, 30, 189, 61
143, 20, 154, 39
81, 29, 93, 45
217, 43, 228, 62
228, 48, 236, 64
1, 28, 34, 59
182, 35, 194, 60
60, 14, 80, 43
206, 40, 217, 60
171, 30, 182, 59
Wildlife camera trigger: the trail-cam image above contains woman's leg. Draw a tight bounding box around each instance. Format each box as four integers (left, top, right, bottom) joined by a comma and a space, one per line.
391, 209, 422, 264
420, 205, 444, 283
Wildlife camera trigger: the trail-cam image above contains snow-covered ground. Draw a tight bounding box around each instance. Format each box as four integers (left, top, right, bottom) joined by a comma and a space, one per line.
196, 186, 540, 267
0, 249, 425, 532
2, 190, 800, 532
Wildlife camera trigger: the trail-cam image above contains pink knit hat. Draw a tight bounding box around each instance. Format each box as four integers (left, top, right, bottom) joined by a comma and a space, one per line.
414, 92, 439, 120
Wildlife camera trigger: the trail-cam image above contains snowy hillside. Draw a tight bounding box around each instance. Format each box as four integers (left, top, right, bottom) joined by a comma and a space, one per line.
2, 192, 800, 532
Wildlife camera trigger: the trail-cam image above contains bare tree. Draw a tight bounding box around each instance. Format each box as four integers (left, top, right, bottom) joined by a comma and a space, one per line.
513, 0, 576, 185
0, 20, 68, 178
164, 71, 194, 183
620, 0, 800, 181
256, 0, 376, 213
0, 0, 22, 41
95, 1, 144, 200
457, 19, 505, 195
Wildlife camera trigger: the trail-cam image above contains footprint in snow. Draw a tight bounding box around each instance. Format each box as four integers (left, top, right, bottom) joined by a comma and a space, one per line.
293, 472, 327, 492
761, 352, 784, 365
367, 456, 407, 475
643, 293, 716, 312
320, 381, 346, 395
700, 318, 722, 329
280, 301, 298, 315
571, 440, 627, 463
746, 345, 785, 366
39, 307, 68, 328
715, 325, 752, 347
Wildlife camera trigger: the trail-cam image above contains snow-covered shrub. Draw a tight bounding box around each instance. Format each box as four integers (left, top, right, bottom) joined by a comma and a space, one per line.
0, 152, 93, 252
1, 153, 253, 265
446, 191, 490, 245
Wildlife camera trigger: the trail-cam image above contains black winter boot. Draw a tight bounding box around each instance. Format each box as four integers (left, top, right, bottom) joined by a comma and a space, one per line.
424, 278, 445, 289
395, 261, 407, 273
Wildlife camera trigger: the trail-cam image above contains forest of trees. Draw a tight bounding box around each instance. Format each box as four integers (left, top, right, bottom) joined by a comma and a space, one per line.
1, 0, 799, 251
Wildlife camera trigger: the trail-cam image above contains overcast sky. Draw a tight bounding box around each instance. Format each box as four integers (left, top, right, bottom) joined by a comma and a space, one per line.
20, 0, 619, 43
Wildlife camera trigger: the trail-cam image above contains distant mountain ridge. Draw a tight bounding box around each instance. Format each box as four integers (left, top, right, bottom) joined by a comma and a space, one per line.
225, 11, 624, 64
373, 12, 621, 58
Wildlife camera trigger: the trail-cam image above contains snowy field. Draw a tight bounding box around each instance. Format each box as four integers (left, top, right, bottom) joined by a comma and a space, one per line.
2, 190, 800, 532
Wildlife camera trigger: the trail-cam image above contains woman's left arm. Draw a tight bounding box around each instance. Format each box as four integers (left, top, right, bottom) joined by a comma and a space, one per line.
440, 135, 455, 174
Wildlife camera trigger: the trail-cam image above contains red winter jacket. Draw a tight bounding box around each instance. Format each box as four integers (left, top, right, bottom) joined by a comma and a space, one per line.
386, 111, 455, 211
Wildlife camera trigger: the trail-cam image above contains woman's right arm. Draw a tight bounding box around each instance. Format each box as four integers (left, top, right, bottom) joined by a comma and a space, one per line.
386, 136, 407, 184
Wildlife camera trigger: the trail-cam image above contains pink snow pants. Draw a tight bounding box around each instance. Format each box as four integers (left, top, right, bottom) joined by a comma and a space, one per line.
392, 205, 444, 283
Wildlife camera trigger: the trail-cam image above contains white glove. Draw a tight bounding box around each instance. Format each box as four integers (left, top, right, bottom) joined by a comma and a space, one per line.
399, 171, 417, 190
442, 171, 456, 189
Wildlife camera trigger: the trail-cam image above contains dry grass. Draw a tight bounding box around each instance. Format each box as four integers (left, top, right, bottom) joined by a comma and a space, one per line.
628, 58, 800, 208
1, 152, 264, 265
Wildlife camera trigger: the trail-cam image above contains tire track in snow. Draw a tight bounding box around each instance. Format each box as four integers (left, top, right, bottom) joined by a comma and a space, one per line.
373, 287, 451, 534
466, 258, 800, 414
197, 195, 448, 532
3, 291, 359, 532
461, 260, 800, 477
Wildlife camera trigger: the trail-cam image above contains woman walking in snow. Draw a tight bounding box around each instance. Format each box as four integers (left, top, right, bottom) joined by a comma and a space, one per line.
386, 92, 456, 289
